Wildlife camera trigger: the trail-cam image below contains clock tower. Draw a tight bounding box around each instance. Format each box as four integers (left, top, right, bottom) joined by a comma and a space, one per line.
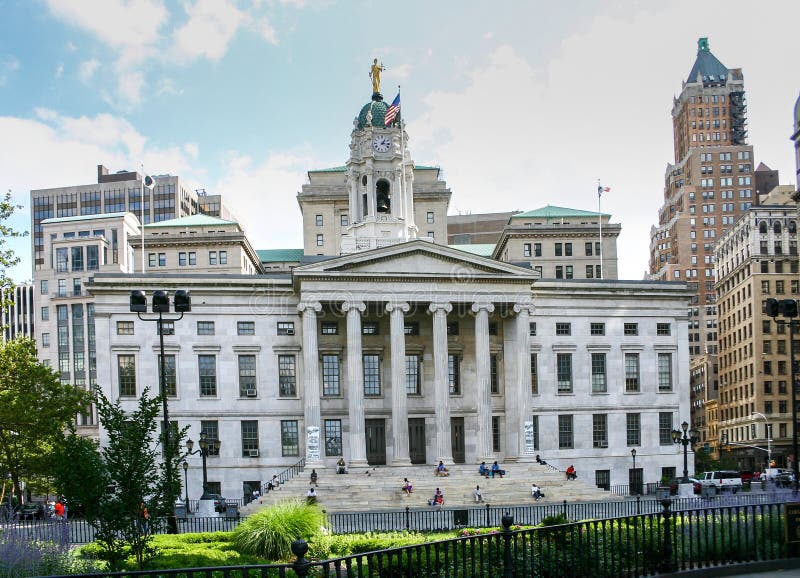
340, 91, 417, 254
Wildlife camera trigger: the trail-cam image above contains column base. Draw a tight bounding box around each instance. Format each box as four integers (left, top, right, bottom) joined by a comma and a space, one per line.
391, 458, 412, 467
305, 459, 326, 470
348, 459, 370, 468
434, 456, 454, 465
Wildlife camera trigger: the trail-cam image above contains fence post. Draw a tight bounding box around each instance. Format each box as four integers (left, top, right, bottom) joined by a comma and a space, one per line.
501, 512, 514, 578
636, 495, 641, 515
291, 539, 311, 577
562, 500, 567, 518
486, 502, 490, 527
405, 506, 410, 531
660, 498, 673, 574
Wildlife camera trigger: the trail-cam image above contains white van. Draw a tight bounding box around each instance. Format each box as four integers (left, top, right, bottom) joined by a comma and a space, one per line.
699, 471, 742, 492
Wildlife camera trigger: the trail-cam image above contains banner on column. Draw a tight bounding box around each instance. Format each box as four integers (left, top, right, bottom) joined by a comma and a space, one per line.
307, 426, 321, 461
523, 421, 535, 455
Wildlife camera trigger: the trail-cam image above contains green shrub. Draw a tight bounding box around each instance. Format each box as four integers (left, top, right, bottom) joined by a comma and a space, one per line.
540, 514, 570, 526
233, 499, 325, 561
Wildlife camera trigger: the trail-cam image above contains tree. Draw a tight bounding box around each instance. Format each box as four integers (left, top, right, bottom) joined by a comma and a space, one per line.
0, 338, 90, 499
0, 189, 26, 300
54, 387, 186, 571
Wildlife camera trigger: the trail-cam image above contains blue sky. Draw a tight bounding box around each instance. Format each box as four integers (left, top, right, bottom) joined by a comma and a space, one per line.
1, 0, 799, 282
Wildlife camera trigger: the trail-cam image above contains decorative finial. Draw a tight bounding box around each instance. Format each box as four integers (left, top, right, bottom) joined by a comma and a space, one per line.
698, 37, 709, 53
370, 58, 386, 96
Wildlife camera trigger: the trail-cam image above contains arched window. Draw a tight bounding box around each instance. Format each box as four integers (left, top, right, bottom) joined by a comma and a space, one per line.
789, 221, 797, 234
376, 179, 391, 213
774, 221, 782, 234
758, 221, 768, 234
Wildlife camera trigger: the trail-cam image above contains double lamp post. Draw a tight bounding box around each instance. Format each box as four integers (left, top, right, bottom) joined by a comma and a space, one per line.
672, 421, 699, 484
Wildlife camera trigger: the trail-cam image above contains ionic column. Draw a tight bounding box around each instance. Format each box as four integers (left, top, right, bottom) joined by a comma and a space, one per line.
298, 300, 324, 468
388, 301, 411, 465
428, 302, 453, 464
343, 301, 368, 467
472, 301, 495, 462
514, 303, 534, 460
366, 172, 375, 218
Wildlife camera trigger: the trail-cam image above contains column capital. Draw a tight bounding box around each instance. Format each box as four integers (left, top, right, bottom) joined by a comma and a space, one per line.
386, 301, 410, 314
471, 302, 495, 314
297, 300, 322, 314
513, 302, 534, 315
342, 300, 366, 313
428, 302, 453, 315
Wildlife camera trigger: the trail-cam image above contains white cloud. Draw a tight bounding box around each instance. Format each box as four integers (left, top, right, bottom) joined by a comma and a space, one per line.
184, 142, 199, 159
172, 0, 249, 63
0, 56, 21, 86
55, 63, 64, 78
156, 77, 183, 96
79, 58, 100, 82
258, 17, 279, 45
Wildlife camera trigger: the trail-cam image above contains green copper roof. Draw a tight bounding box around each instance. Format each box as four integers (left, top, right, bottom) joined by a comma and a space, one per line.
357, 100, 388, 129
448, 243, 496, 257
512, 205, 609, 219
308, 166, 347, 173
143, 214, 237, 228
257, 248, 304, 262
687, 37, 729, 84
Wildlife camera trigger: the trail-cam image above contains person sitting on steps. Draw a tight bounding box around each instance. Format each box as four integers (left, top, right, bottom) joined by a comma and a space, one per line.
566, 465, 577, 480
474, 485, 484, 503
402, 478, 413, 494
491, 461, 506, 478
306, 486, 317, 504
435, 461, 449, 477
429, 487, 444, 507
536, 454, 547, 466
337, 458, 347, 474
478, 462, 490, 478
531, 482, 542, 500
310, 469, 318, 486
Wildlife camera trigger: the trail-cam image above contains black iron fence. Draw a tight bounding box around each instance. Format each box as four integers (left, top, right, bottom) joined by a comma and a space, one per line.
47, 500, 793, 577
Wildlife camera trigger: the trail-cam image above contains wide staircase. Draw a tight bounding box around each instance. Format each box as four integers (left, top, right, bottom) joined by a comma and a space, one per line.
241, 463, 618, 515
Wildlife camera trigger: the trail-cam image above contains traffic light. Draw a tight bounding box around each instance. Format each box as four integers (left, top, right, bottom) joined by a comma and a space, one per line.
766, 298, 780, 317
780, 299, 799, 318
129, 290, 147, 313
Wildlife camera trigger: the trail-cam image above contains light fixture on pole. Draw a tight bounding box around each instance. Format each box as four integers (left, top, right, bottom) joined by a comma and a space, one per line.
185, 433, 221, 500
752, 411, 773, 471
130, 289, 191, 533
672, 421, 699, 483
182, 461, 190, 514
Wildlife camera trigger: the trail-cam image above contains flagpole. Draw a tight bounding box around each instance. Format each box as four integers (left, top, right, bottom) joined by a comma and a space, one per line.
141, 163, 146, 274
398, 85, 409, 230
597, 179, 604, 280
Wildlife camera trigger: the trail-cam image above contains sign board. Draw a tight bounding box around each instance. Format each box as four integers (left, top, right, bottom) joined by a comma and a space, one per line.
306, 426, 320, 461
785, 502, 800, 544
523, 421, 535, 455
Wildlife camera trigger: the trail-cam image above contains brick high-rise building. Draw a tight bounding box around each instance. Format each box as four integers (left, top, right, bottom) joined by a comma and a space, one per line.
649, 37, 757, 358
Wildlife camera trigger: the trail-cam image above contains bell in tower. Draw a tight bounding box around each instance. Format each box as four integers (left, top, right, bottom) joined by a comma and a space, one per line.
376, 180, 391, 213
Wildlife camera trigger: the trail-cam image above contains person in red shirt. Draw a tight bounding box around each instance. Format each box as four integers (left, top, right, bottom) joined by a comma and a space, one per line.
54, 501, 65, 520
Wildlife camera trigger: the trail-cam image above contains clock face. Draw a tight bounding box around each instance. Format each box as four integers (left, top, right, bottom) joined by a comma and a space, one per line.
372, 135, 391, 153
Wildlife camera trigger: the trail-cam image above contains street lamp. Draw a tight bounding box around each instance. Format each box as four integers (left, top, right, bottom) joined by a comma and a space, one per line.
630, 448, 638, 496
185, 433, 221, 500
765, 298, 799, 493
752, 411, 773, 471
182, 461, 190, 513
130, 289, 191, 533
672, 421, 699, 483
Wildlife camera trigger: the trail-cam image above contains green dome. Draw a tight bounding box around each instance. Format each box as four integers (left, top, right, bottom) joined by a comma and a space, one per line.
357, 99, 388, 129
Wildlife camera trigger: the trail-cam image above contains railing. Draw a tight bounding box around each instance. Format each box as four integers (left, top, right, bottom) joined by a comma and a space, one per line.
188, 497, 243, 512
45, 500, 793, 578
609, 482, 662, 496
260, 457, 306, 495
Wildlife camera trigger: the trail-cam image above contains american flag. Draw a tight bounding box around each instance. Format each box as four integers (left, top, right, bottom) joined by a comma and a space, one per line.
384, 92, 400, 126
597, 185, 611, 196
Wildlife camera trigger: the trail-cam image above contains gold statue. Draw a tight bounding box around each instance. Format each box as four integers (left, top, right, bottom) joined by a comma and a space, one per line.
370, 58, 385, 94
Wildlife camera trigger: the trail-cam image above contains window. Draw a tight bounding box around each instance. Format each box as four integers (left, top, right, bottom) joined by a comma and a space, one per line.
523, 243, 531, 257
565, 265, 573, 279
209, 251, 217, 265
56, 248, 68, 272
219, 251, 227, 265
362, 322, 379, 335
199, 355, 217, 396
197, 321, 215, 335
593, 414, 608, 448
40, 280, 48, 294
658, 353, 673, 392
278, 355, 297, 396
73, 278, 81, 296
490, 354, 500, 394
315, 214, 323, 226
591, 353, 607, 393
555, 266, 563, 279
241, 421, 259, 456
489, 323, 498, 336
426, 212, 434, 224
41, 307, 49, 321
116, 321, 134, 335
41, 333, 50, 347
530, 353, 538, 394
659, 412, 673, 445
324, 419, 343, 456
558, 415, 574, 449
404, 322, 419, 335
238, 355, 257, 397
529, 322, 537, 336
237, 321, 255, 335
534, 243, 541, 257
585, 242, 593, 256
406, 355, 420, 394
530, 415, 540, 450
316, 234, 324, 247
158, 321, 174, 335
160, 354, 177, 397
624, 323, 638, 336
626, 413, 641, 446
447, 322, 459, 335
625, 353, 640, 392
321, 322, 338, 335
189, 252, 197, 266
71, 247, 83, 271
564, 243, 572, 256
158, 253, 166, 267
117, 354, 136, 397
555, 243, 563, 256
179, 252, 187, 266
281, 420, 299, 456
657, 323, 671, 336
595, 470, 610, 491
363, 354, 381, 395
590, 323, 605, 336
556, 353, 573, 393
200, 421, 220, 455
322, 354, 340, 396
586, 265, 594, 278
427, 231, 435, 239
556, 322, 571, 336
448, 354, 461, 395
277, 321, 295, 335
340, 214, 349, 227
492, 416, 501, 453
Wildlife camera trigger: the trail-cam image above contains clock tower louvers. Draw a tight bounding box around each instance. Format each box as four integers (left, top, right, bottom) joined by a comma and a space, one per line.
340, 92, 417, 253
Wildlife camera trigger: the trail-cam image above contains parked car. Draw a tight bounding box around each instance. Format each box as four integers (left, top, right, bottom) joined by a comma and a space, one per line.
19, 502, 45, 520
667, 477, 701, 495
740, 471, 758, 484
699, 471, 743, 493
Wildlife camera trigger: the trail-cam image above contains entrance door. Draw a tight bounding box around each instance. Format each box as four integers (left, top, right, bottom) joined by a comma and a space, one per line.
451, 417, 465, 463
365, 419, 386, 465
408, 418, 426, 464
629, 468, 643, 496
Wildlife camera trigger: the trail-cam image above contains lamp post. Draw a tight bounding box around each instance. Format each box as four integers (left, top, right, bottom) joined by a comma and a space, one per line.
129, 289, 191, 533
672, 421, 699, 483
752, 411, 773, 471
185, 433, 221, 499
765, 298, 799, 493
182, 461, 190, 513
630, 448, 638, 495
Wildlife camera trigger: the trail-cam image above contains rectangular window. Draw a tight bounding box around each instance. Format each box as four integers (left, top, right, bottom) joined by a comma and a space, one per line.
529, 322, 537, 336
556, 353, 573, 393
555, 243, 562, 256
41, 306, 49, 321
159, 354, 177, 397
238, 355, 257, 397
209, 251, 217, 265
73, 278, 81, 296
158, 253, 166, 267
219, 251, 227, 265
626, 413, 641, 446
558, 415, 574, 449
593, 414, 608, 448
40, 279, 48, 294
624, 323, 639, 336
490, 354, 500, 394
625, 353, 640, 392
555, 265, 563, 279
237, 321, 255, 335
523, 243, 531, 257
659, 412, 673, 445
534, 243, 541, 257
197, 321, 215, 335
86, 242, 98, 269
324, 419, 343, 456
591, 352, 607, 392
556, 322, 571, 336
281, 420, 299, 456
315, 214, 323, 226
189, 252, 197, 265
531, 353, 538, 394
277, 321, 295, 335
340, 214, 349, 227
42, 333, 50, 347
321, 322, 338, 335
157, 321, 174, 335
565, 265, 573, 279
278, 354, 297, 396
657, 323, 671, 336
179, 252, 187, 266
426, 212, 434, 224
448, 354, 461, 395
117, 354, 136, 397
316, 234, 324, 247
322, 354, 340, 396
363, 354, 381, 395
241, 421, 259, 456
116, 321, 135, 335
658, 353, 673, 392
198, 355, 217, 396
405, 355, 420, 395
596, 470, 610, 491
404, 322, 419, 335
200, 421, 220, 455
565, 242, 572, 256
71, 246, 84, 271
586, 265, 594, 278
56, 248, 68, 272
362, 322, 379, 335
590, 322, 605, 335
585, 242, 593, 256
492, 416, 501, 453
530, 415, 540, 450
